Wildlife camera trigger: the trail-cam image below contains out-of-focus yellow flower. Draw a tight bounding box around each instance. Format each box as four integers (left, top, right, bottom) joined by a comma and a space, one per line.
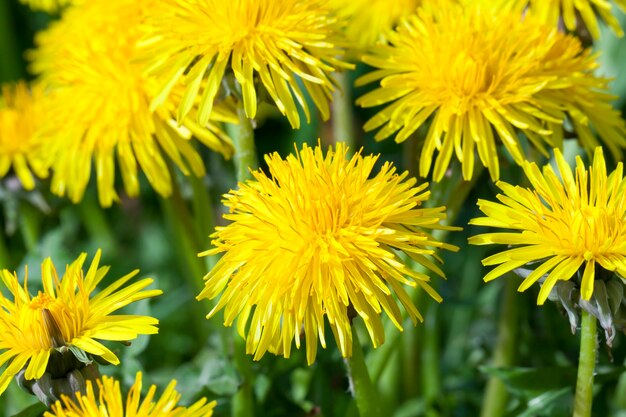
0, 250, 162, 396
501, 0, 626, 39
140, 0, 352, 129
198, 142, 459, 364
0, 82, 49, 189
331, 0, 420, 49
356, 1, 626, 182
30, 0, 234, 207
46, 372, 216, 417
469, 147, 626, 304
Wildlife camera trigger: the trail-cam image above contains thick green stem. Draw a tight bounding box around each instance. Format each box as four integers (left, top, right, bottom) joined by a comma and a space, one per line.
480, 279, 519, 417
227, 100, 257, 417
573, 310, 597, 417
345, 326, 383, 417
228, 105, 258, 183
18, 203, 40, 252
331, 72, 356, 151
0, 0, 23, 82
78, 195, 116, 255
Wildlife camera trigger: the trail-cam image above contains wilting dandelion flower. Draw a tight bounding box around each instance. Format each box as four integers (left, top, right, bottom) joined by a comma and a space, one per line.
469, 147, 626, 305
501, 0, 626, 39
331, 0, 420, 49
30, 0, 234, 207
140, 0, 351, 129
46, 373, 216, 417
0, 250, 162, 395
356, 2, 626, 182
198, 142, 459, 364
0, 82, 49, 190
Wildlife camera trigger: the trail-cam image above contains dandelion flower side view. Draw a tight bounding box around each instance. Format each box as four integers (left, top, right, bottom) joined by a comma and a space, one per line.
0, 82, 49, 190
469, 147, 626, 305
356, 2, 626, 182
45, 372, 216, 417
0, 250, 162, 396
330, 0, 420, 49
500, 0, 626, 39
197, 142, 460, 365
140, 0, 352, 129
30, 0, 234, 207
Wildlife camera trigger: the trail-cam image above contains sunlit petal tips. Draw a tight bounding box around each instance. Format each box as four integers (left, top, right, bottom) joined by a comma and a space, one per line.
30, 0, 234, 207
356, 1, 626, 182
45, 372, 216, 417
330, 0, 420, 49
18, 0, 75, 12
499, 0, 626, 39
469, 147, 626, 305
140, 0, 352, 129
197, 142, 460, 365
0, 250, 162, 396
0, 82, 49, 190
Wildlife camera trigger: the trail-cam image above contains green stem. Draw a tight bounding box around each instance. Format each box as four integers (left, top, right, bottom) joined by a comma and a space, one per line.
232, 336, 255, 417
159, 178, 206, 290
189, 174, 217, 270
422, 304, 441, 417
345, 326, 383, 417
77, 194, 116, 254
228, 104, 258, 183
480, 279, 519, 417
573, 310, 597, 417
0, 0, 23, 82
227, 100, 257, 417
0, 230, 11, 270
331, 71, 356, 151
18, 203, 40, 252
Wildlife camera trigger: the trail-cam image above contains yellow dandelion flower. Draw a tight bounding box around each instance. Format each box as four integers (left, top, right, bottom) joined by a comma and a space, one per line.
501, 0, 626, 39
198, 142, 459, 365
0, 250, 162, 395
0, 82, 49, 190
331, 0, 420, 49
30, 0, 234, 207
140, 0, 352, 129
46, 372, 216, 417
469, 147, 626, 305
356, 2, 626, 182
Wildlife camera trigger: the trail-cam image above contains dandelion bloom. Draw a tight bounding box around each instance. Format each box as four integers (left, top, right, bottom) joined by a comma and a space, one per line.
140, 0, 351, 129
500, 0, 626, 39
356, 2, 626, 182
198, 142, 459, 364
469, 147, 626, 305
0, 82, 49, 190
0, 250, 162, 395
331, 0, 420, 49
30, 0, 234, 207
46, 372, 216, 417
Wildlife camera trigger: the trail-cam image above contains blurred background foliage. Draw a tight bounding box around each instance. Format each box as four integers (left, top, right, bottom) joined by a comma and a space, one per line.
2, 1, 626, 416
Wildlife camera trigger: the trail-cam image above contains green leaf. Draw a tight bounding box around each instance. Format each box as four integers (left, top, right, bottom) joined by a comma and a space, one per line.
10, 403, 48, 417
514, 388, 571, 417
480, 366, 576, 397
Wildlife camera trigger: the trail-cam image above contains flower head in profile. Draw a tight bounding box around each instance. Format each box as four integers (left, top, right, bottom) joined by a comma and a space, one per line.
356, 2, 626, 182
0, 250, 162, 396
500, 0, 626, 39
469, 147, 626, 305
331, 0, 420, 49
46, 372, 216, 417
141, 0, 352, 129
198, 142, 459, 364
30, 0, 234, 207
0, 82, 49, 190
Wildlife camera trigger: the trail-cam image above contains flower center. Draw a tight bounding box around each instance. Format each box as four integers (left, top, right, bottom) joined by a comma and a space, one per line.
569, 206, 625, 258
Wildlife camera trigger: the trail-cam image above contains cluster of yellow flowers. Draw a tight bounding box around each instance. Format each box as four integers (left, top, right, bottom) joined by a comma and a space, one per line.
1, 0, 626, 415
